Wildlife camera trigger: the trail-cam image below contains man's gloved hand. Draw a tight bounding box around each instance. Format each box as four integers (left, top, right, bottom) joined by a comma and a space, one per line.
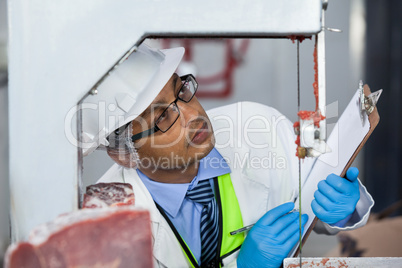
311, 167, 360, 225
237, 202, 308, 268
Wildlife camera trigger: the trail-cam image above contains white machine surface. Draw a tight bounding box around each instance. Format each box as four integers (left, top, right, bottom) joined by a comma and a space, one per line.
283, 257, 402, 268
284, 257, 402, 268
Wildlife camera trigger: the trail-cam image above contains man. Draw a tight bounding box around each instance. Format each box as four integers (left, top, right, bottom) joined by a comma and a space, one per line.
82, 43, 373, 267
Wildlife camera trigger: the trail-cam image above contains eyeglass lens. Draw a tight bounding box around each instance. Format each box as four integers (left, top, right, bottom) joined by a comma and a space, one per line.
155, 76, 197, 132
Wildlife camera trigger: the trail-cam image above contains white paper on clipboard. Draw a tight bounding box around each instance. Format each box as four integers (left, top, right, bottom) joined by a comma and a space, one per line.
288, 89, 371, 257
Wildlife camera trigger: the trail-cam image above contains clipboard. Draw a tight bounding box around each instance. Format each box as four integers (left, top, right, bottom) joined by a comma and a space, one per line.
290, 84, 381, 257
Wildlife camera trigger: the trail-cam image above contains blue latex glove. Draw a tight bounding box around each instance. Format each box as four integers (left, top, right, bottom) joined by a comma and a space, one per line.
237, 202, 308, 268
311, 167, 360, 225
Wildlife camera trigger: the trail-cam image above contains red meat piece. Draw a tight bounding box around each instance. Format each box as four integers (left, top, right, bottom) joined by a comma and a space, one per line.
5, 208, 152, 268
83, 183, 135, 208
4, 243, 41, 268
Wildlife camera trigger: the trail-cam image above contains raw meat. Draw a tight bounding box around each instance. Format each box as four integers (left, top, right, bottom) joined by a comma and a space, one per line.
83, 182, 135, 208
294, 42, 325, 158
4, 208, 152, 268
4, 243, 41, 268
287, 35, 311, 44
297, 110, 325, 128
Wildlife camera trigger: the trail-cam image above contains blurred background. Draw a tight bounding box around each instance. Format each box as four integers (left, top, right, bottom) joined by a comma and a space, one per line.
0, 0, 401, 265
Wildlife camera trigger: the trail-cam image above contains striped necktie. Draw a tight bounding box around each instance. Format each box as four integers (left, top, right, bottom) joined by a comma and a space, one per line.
186, 179, 219, 267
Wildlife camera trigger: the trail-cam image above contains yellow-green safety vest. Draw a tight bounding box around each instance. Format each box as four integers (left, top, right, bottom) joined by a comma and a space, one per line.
155, 173, 244, 267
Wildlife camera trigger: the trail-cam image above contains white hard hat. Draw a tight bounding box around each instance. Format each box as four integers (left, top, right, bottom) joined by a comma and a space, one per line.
81, 43, 185, 156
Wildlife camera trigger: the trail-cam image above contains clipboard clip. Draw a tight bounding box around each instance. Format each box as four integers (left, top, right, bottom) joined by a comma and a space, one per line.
359, 80, 382, 126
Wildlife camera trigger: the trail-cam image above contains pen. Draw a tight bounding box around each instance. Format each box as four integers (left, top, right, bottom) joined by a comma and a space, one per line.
229, 224, 254, 236
229, 209, 299, 236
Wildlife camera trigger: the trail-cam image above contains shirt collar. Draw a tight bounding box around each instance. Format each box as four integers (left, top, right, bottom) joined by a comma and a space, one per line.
137, 147, 231, 218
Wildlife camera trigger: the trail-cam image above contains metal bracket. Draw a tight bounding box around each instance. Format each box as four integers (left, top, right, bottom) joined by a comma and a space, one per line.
359, 80, 382, 125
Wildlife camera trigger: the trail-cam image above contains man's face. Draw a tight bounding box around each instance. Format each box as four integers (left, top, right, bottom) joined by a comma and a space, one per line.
130, 73, 215, 173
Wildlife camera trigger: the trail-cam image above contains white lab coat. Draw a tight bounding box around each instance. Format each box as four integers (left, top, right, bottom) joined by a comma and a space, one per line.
98, 102, 374, 268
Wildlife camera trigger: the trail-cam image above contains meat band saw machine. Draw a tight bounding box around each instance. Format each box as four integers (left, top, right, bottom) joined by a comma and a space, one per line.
6, 0, 382, 266
77, 0, 333, 265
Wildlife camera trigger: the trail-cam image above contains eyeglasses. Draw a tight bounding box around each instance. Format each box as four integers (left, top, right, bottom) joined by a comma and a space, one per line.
128, 74, 198, 141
